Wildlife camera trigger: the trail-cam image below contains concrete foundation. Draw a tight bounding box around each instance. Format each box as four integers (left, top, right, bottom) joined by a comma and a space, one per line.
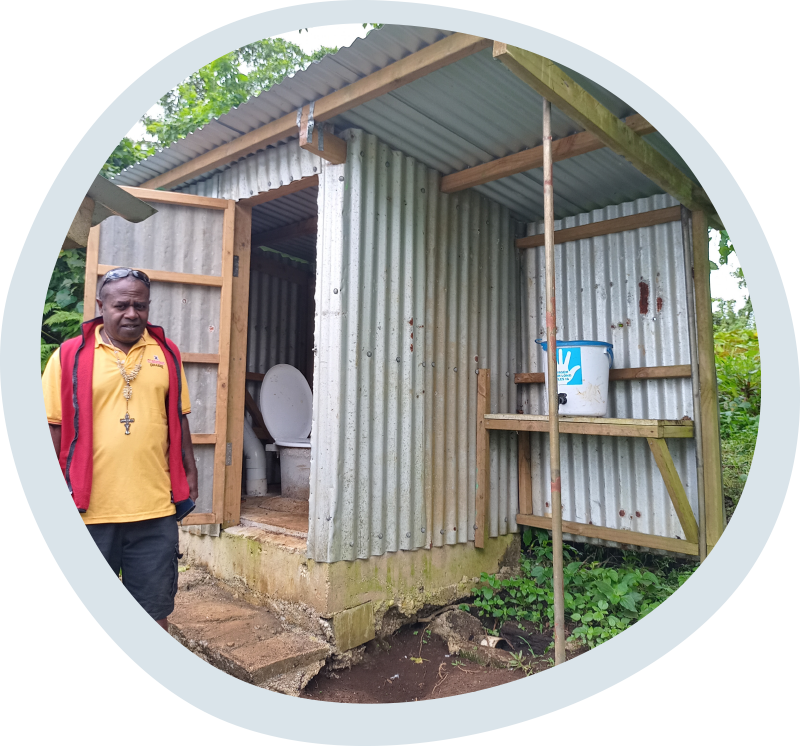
180, 526, 520, 651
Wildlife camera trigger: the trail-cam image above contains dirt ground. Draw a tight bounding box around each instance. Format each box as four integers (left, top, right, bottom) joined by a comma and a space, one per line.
301, 618, 586, 703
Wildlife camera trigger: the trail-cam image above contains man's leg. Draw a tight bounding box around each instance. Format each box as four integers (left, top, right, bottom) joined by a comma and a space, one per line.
85, 523, 123, 577
119, 516, 180, 630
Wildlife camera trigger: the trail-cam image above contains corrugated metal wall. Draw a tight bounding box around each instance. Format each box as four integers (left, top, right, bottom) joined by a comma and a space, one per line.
309, 129, 521, 563
519, 194, 699, 543
96, 204, 224, 531
177, 139, 321, 200
245, 254, 314, 485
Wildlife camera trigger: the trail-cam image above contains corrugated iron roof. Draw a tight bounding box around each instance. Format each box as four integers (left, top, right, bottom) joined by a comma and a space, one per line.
115, 25, 699, 223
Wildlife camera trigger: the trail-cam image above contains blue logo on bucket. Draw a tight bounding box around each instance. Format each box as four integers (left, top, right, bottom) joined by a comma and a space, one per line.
557, 347, 582, 385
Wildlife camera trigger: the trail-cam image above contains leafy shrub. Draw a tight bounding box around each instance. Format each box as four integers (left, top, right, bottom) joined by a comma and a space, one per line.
41, 247, 85, 371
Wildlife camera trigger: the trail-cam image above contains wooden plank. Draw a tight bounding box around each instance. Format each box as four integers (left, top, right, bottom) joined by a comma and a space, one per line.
441, 114, 655, 193
181, 352, 220, 364
245, 388, 272, 444
475, 369, 491, 549
299, 109, 347, 164
180, 512, 217, 526
515, 513, 699, 556
238, 175, 319, 208
97, 264, 223, 288
493, 43, 720, 227
210, 201, 236, 524
662, 425, 695, 439
250, 252, 314, 286
252, 217, 317, 247
245, 371, 265, 382
222, 202, 253, 528
692, 210, 725, 548
647, 438, 699, 544
486, 417, 663, 438
120, 186, 229, 210
515, 364, 691, 384
83, 225, 100, 320
518, 431, 533, 515
141, 35, 492, 191
516, 206, 682, 250
191, 433, 217, 445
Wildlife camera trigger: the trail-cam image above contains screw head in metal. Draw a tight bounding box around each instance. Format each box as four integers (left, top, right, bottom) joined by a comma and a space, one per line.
475, 369, 479, 375
349, 541, 354, 547
431, 362, 435, 368
406, 532, 411, 538
338, 175, 344, 181
421, 188, 426, 193
473, 524, 478, 531
366, 351, 372, 357
396, 357, 400, 362
333, 287, 338, 294
453, 367, 458, 372
378, 533, 383, 539
421, 527, 426, 533
506, 371, 509, 377
440, 529, 445, 535
325, 515, 331, 521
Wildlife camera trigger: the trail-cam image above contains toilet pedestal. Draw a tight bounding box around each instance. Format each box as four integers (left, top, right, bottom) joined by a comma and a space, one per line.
278, 446, 311, 500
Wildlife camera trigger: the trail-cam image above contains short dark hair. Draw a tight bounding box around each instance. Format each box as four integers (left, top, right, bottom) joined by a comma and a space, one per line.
97, 267, 151, 299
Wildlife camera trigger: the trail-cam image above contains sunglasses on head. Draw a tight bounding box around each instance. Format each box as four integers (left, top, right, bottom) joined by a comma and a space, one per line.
99, 268, 151, 292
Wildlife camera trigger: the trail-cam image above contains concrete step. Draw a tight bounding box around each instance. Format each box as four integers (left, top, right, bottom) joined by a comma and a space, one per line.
170, 568, 329, 695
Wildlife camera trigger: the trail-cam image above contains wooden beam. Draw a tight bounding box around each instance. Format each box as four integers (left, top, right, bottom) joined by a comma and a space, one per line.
515, 363, 691, 384
484, 414, 694, 439
222, 202, 253, 528
120, 187, 229, 210
441, 114, 655, 193
180, 512, 217, 526
252, 217, 317, 247
493, 43, 720, 226
97, 264, 223, 288
140, 35, 492, 191
250, 253, 314, 286
647, 438, 699, 544
516, 206, 681, 250
475, 369, 491, 549
515, 513, 699, 556
181, 352, 220, 365
245, 371, 265, 382
191, 433, 217, 445
299, 110, 347, 165
691, 210, 725, 548
518, 431, 533, 515
238, 175, 319, 208
83, 225, 100, 319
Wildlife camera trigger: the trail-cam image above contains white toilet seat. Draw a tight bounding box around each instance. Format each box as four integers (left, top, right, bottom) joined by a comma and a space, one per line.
259, 364, 313, 446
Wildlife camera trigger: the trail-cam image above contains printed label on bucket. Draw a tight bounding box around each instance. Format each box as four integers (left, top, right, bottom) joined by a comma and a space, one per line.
557, 347, 582, 385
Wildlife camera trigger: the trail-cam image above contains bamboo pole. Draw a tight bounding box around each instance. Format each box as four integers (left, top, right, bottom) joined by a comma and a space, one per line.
681, 208, 708, 562
543, 99, 566, 666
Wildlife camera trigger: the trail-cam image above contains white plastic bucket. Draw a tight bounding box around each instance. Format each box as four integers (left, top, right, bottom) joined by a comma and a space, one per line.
536, 339, 614, 417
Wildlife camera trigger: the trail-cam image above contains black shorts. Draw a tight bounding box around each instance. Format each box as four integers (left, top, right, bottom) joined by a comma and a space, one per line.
86, 515, 180, 621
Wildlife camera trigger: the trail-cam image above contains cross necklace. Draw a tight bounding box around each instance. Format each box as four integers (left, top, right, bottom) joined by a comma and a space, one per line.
104, 331, 145, 435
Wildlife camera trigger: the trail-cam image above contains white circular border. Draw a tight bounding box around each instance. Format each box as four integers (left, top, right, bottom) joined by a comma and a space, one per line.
2, 3, 793, 743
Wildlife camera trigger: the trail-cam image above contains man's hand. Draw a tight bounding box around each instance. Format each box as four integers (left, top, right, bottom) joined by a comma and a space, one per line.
180, 415, 199, 502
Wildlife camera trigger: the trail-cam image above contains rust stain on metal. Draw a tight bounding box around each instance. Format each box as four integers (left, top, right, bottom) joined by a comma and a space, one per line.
635, 511, 642, 518
656, 296, 663, 312
619, 509, 626, 517
409, 318, 413, 325
638, 281, 649, 314
410, 344, 413, 352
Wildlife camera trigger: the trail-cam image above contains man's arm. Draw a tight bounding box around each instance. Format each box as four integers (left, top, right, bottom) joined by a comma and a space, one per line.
180, 415, 199, 501
49, 424, 61, 459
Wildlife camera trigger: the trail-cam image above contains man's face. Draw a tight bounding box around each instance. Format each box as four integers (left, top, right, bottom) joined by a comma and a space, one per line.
97, 276, 150, 343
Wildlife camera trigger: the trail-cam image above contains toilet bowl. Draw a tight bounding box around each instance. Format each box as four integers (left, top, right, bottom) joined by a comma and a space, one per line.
259, 364, 312, 500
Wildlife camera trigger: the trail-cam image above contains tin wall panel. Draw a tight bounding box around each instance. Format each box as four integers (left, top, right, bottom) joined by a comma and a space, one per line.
519, 194, 699, 545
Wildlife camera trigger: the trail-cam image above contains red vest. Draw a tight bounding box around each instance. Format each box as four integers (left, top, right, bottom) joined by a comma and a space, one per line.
58, 317, 191, 512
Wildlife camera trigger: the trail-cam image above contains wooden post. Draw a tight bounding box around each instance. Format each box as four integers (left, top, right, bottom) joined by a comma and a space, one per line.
691, 210, 725, 549
221, 203, 252, 528
475, 369, 491, 549
543, 99, 566, 667
646, 438, 699, 544
518, 431, 533, 515
83, 225, 100, 320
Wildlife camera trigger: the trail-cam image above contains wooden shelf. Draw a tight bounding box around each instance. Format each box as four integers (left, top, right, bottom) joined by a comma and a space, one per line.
483, 414, 694, 439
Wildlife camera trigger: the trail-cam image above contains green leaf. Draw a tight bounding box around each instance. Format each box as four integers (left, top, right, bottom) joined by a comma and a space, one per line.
619, 595, 637, 612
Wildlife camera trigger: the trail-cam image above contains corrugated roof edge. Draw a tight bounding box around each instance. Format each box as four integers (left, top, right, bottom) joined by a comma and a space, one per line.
111, 24, 446, 188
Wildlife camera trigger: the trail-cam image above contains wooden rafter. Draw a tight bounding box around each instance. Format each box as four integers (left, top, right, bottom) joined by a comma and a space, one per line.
140, 34, 492, 191
441, 114, 655, 194
252, 217, 317, 247
493, 42, 722, 228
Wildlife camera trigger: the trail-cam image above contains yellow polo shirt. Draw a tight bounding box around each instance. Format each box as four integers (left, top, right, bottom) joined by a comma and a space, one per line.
42, 326, 192, 524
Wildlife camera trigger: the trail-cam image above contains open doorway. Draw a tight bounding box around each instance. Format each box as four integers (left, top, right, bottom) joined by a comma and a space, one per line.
239, 182, 318, 539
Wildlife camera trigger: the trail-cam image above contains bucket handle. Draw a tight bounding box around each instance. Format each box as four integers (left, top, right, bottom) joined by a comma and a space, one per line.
605, 345, 614, 369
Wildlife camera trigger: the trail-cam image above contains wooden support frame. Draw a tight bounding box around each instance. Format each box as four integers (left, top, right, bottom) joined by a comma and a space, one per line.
140, 35, 492, 191
647, 438, 699, 544
515, 206, 682, 250
515, 364, 691, 385
298, 109, 347, 165
475, 370, 491, 549
238, 175, 319, 208
120, 187, 229, 210
96, 264, 224, 288
518, 432, 533, 516
691, 210, 725, 548
441, 114, 655, 193
493, 42, 721, 229
485, 414, 694, 439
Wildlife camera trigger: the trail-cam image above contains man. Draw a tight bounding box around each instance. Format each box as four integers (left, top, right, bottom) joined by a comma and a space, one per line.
42, 267, 199, 630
